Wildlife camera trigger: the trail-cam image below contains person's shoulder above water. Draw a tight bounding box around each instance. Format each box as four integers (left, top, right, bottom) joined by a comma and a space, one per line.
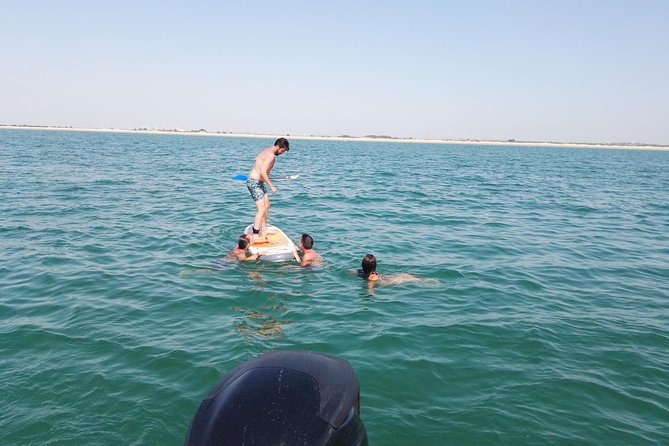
356, 269, 380, 281
298, 233, 322, 267
227, 234, 261, 262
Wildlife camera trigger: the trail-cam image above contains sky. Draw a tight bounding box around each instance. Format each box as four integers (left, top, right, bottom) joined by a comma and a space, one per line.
1, 1, 668, 145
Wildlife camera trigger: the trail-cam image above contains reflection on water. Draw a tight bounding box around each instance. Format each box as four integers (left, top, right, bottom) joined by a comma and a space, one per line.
246, 270, 268, 285
233, 296, 290, 341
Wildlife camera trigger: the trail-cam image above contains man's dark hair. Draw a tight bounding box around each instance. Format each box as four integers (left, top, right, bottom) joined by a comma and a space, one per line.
274, 138, 289, 150
361, 254, 377, 276
301, 233, 314, 249
238, 235, 250, 249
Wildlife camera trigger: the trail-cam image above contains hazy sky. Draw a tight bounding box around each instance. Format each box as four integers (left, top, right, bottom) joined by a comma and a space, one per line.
1, 1, 668, 144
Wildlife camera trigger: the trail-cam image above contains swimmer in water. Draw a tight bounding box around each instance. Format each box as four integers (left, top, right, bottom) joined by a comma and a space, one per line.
227, 234, 262, 262
357, 254, 380, 282
297, 233, 322, 267
356, 254, 422, 288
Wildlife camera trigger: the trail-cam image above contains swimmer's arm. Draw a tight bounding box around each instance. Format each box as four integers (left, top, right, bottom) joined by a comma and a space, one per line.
382, 274, 420, 285
292, 246, 301, 263
242, 252, 263, 261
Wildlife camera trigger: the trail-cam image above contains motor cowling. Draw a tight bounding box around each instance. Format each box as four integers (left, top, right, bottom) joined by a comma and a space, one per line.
185, 351, 368, 446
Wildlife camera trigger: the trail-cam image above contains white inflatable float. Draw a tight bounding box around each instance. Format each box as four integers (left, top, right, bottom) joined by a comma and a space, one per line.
244, 225, 298, 262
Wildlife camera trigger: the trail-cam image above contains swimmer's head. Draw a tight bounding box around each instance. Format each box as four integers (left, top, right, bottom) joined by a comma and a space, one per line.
238, 234, 251, 249
361, 254, 377, 275
300, 233, 314, 249
274, 137, 289, 154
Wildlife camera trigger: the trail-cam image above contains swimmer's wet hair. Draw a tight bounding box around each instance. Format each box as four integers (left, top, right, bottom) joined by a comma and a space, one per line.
301, 233, 314, 249
361, 254, 377, 275
238, 234, 251, 249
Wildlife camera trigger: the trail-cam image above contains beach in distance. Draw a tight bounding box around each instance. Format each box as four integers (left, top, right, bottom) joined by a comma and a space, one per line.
1, 128, 668, 445
2, 124, 668, 150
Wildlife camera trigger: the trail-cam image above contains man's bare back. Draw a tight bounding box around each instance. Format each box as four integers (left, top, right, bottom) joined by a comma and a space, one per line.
300, 249, 322, 267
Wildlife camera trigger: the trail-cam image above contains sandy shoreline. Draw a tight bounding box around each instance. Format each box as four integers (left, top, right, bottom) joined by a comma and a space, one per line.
2, 125, 667, 151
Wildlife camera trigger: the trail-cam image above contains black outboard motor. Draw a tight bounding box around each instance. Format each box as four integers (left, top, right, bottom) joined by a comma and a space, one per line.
185, 350, 368, 446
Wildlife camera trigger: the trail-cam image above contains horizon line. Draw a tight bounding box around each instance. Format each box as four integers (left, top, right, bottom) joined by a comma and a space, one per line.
1, 124, 668, 151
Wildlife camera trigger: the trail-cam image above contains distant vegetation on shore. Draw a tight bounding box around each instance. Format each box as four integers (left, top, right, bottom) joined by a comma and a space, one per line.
1, 124, 667, 149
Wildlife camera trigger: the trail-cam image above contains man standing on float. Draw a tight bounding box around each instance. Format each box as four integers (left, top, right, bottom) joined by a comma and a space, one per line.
245, 138, 289, 241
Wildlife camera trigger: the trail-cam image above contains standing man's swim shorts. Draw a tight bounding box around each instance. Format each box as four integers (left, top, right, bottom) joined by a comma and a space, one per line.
246, 178, 267, 202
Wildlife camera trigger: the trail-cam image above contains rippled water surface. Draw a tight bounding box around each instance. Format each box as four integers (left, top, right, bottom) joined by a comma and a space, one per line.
1, 129, 668, 445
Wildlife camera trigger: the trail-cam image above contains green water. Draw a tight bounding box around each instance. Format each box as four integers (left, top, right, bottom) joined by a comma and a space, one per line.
1, 129, 668, 445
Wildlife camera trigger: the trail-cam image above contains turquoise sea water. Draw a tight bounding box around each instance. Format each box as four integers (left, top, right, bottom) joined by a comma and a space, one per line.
1, 129, 668, 445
